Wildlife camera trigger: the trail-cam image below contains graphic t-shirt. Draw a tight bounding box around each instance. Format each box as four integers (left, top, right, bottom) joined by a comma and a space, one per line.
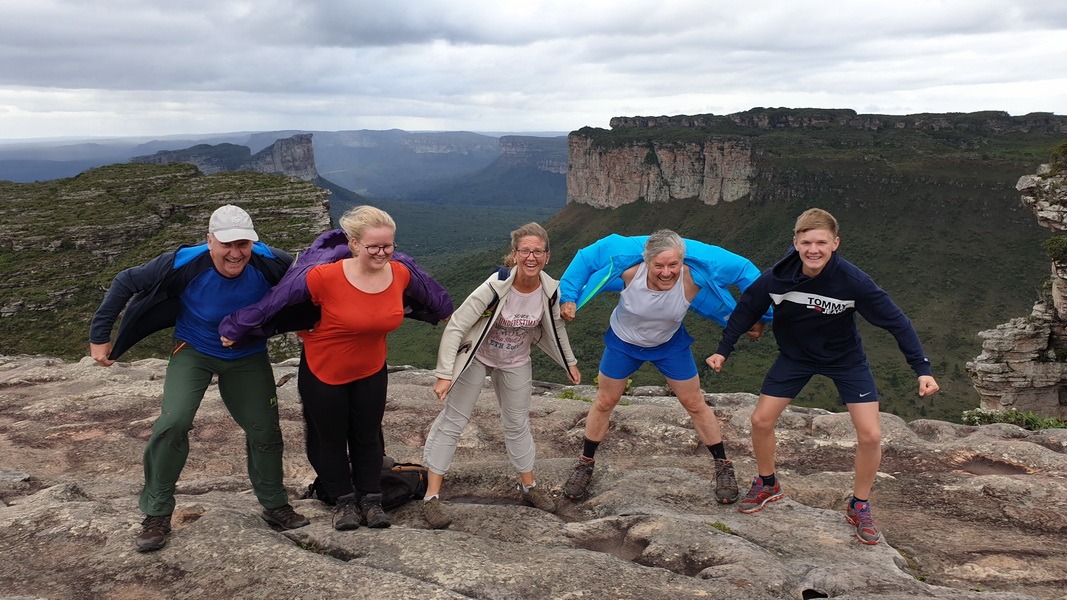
476, 286, 543, 369
301, 260, 410, 384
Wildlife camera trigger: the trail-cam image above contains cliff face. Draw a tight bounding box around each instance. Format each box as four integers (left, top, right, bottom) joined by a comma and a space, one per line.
968, 163, 1067, 419
132, 134, 319, 181
569, 109, 1067, 209
498, 135, 568, 174
567, 136, 754, 207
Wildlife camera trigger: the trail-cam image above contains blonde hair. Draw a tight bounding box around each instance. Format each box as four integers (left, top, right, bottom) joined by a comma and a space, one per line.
643, 229, 685, 263
794, 208, 838, 237
503, 222, 549, 267
339, 205, 396, 241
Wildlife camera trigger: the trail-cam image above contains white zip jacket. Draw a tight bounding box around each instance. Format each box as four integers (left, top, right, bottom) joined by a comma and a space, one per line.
434, 267, 578, 389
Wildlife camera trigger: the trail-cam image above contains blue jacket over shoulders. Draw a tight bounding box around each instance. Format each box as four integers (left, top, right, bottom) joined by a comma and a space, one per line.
559, 234, 770, 327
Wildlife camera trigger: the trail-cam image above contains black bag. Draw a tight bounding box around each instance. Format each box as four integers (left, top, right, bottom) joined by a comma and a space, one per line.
301, 456, 429, 512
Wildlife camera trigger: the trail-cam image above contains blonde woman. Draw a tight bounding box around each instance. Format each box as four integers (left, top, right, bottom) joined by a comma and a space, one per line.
298, 206, 409, 531
422, 223, 581, 529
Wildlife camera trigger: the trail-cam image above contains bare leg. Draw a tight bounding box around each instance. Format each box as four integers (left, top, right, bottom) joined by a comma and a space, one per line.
667, 376, 722, 444
846, 402, 882, 499
426, 471, 444, 498
583, 373, 628, 442
751, 394, 793, 477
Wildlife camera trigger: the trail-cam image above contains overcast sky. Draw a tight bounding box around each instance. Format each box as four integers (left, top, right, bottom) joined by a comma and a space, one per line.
2, 0, 1066, 141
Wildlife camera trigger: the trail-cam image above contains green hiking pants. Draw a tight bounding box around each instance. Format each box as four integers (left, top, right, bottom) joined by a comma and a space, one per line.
140, 343, 288, 516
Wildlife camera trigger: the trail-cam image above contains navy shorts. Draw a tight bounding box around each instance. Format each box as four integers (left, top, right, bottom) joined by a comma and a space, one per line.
760, 354, 878, 404
598, 326, 698, 381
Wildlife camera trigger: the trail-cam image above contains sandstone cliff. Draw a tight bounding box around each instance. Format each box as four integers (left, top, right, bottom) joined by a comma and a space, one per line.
567, 109, 1067, 209
132, 133, 319, 181
0, 355, 1063, 599
497, 135, 568, 175
969, 161, 1067, 418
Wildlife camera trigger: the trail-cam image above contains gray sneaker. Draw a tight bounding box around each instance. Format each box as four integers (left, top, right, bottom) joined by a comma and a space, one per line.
713, 458, 740, 504
519, 483, 556, 512
422, 497, 452, 529
564, 458, 595, 500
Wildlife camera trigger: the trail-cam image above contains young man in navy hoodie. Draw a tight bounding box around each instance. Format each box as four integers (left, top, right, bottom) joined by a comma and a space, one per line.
706, 208, 939, 544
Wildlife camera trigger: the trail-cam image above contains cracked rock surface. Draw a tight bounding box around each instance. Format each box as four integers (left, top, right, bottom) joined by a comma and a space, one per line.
1, 355, 1065, 599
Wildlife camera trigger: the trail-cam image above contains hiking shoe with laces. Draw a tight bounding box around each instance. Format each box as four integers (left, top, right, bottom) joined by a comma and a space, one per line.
360, 493, 391, 529
846, 500, 881, 545
564, 458, 595, 500
261, 504, 310, 530
135, 514, 172, 552
423, 496, 452, 529
519, 483, 556, 512
713, 458, 740, 504
738, 476, 784, 514
333, 497, 361, 531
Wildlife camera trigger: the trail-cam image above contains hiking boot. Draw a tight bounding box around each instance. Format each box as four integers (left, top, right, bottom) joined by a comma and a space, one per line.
564, 458, 595, 500
333, 497, 361, 531
738, 476, 784, 514
846, 500, 881, 545
261, 504, 310, 530
519, 483, 556, 512
360, 493, 391, 529
423, 496, 452, 529
135, 514, 172, 552
713, 458, 740, 504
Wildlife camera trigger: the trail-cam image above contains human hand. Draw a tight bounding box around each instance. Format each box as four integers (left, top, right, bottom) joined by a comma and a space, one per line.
220, 336, 235, 348
705, 354, 725, 372
918, 375, 940, 397
567, 365, 581, 385
433, 378, 451, 401
745, 322, 765, 341
560, 302, 577, 322
89, 342, 115, 367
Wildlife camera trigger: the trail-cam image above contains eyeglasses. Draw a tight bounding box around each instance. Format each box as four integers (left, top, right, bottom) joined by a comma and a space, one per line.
516, 249, 547, 258
360, 243, 396, 255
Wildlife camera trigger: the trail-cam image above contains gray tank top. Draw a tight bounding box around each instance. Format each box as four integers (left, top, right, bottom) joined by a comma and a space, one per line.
609, 262, 691, 347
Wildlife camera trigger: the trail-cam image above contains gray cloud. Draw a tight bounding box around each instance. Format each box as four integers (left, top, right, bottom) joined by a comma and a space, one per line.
0, 0, 1064, 139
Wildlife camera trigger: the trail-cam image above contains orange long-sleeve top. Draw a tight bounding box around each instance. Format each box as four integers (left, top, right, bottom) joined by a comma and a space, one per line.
300, 260, 410, 384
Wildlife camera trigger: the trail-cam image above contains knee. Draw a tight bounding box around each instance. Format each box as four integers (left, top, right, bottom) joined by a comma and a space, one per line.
856, 427, 881, 449
750, 411, 777, 433
676, 392, 709, 415
592, 391, 621, 414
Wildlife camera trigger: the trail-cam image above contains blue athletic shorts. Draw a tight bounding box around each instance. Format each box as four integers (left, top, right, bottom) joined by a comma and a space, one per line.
761, 354, 879, 404
598, 325, 698, 381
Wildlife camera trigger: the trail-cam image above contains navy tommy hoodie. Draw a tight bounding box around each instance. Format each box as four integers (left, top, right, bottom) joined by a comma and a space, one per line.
715, 249, 932, 377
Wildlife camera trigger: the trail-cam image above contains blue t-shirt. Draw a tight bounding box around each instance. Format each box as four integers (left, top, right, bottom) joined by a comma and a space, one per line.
174, 265, 271, 359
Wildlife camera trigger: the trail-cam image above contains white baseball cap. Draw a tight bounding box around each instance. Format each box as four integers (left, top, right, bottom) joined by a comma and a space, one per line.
208, 205, 259, 243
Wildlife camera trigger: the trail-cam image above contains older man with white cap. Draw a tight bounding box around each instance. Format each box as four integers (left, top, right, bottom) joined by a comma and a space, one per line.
89, 204, 309, 552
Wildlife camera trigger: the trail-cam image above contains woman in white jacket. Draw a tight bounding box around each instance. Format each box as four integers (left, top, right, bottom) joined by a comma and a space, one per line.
422, 223, 581, 529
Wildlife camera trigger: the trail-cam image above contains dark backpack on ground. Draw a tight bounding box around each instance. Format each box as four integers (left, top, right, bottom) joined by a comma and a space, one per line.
301, 456, 429, 511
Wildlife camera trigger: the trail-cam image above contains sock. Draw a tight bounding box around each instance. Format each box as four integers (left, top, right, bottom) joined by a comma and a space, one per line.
851, 496, 867, 509
759, 473, 776, 487
582, 437, 601, 460
706, 442, 727, 460
423, 494, 439, 502
520, 481, 537, 493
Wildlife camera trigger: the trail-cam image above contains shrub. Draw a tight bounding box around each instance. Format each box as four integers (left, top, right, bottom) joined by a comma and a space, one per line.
1042, 236, 1067, 264
960, 407, 1067, 430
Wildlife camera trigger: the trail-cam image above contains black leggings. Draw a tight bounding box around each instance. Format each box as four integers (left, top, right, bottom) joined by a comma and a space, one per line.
298, 356, 387, 499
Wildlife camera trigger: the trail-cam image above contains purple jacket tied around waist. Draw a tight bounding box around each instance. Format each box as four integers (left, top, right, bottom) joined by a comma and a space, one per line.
219, 229, 454, 346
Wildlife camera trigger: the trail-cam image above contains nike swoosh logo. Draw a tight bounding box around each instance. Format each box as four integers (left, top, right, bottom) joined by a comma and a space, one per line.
859, 392, 872, 398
